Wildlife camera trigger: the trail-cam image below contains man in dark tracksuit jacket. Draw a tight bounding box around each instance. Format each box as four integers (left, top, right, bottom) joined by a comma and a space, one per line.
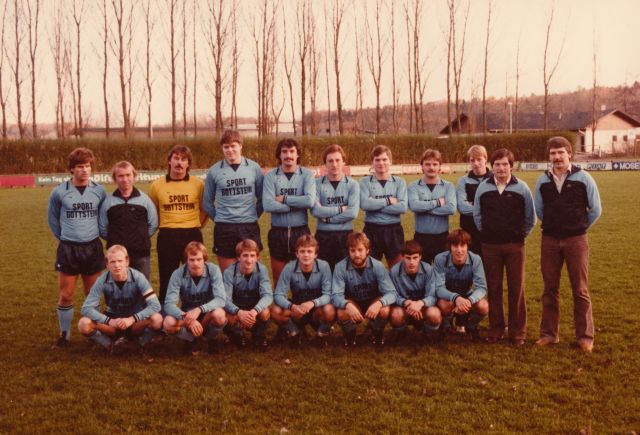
534, 136, 601, 353
473, 148, 535, 346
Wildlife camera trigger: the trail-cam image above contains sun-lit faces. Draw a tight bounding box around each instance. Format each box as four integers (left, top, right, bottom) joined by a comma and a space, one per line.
492, 157, 512, 184
187, 252, 205, 277
237, 250, 258, 275
280, 145, 299, 172
372, 152, 391, 178
222, 141, 243, 164
450, 243, 468, 266
114, 166, 135, 196
107, 250, 129, 281
169, 153, 189, 180
421, 158, 441, 182
402, 253, 422, 274
296, 245, 317, 270
325, 151, 345, 180
549, 147, 571, 174
70, 162, 92, 186
470, 156, 487, 176
348, 243, 369, 268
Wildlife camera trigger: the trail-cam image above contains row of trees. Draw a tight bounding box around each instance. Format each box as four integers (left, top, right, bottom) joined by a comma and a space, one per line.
0, 0, 580, 139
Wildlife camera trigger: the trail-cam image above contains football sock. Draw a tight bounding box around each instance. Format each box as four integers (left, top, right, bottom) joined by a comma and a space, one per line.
371, 317, 387, 332
442, 314, 454, 330
175, 326, 195, 342
89, 330, 112, 348
57, 304, 73, 339
253, 319, 269, 338
138, 327, 158, 346
285, 318, 300, 335
203, 324, 223, 340
316, 321, 331, 336
393, 324, 407, 332
467, 311, 485, 331
340, 320, 357, 334
423, 321, 440, 332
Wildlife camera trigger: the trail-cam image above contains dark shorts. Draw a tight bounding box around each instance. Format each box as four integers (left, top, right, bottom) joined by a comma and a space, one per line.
214, 222, 262, 258
349, 298, 378, 314
316, 230, 351, 268
414, 231, 449, 264
364, 223, 404, 261
268, 225, 311, 261
55, 239, 105, 276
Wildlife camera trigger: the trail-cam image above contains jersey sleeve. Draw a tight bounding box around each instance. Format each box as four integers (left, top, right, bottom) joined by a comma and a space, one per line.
47, 189, 62, 240
253, 265, 274, 313
274, 263, 293, 309
199, 264, 226, 312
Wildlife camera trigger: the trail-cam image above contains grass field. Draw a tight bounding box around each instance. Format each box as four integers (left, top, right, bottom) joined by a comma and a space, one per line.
1, 171, 639, 433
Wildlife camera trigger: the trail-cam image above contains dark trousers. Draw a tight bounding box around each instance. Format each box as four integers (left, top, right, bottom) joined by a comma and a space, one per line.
483, 242, 527, 341
414, 231, 448, 264
157, 228, 203, 304
540, 234, 593, 343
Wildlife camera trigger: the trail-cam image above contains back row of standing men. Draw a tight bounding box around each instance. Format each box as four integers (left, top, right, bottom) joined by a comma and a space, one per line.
47, 131, 601, 352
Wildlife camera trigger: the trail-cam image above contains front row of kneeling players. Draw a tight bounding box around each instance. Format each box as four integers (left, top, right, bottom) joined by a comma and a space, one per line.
79, 229, 487, 353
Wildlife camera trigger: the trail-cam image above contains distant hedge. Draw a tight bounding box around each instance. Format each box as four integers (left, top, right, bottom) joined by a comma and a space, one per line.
0, 131, 575, 174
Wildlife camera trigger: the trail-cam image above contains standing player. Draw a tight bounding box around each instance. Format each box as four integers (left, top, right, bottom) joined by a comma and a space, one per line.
434, 229, 489, 342
311, 144, 360, 269
99, 161, 158, 278
534, 136, 602, 353
408, 149, 457, 264
149, 145, 207, 304
203, 130, 264, 272
473, 149, 535, 346
163, 242, 227, 355
389, 240, 441, 344
263, 138, 316, 283
223, 240, 273, 348
78, 245, 162, 352
456, 145, 492, 256
360, 145, 407, 268
271, 235, 335, 347
332, 232, 397, 348
48, 147, 106, 348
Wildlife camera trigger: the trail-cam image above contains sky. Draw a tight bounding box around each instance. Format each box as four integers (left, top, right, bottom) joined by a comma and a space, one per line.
1, 0, 639, 128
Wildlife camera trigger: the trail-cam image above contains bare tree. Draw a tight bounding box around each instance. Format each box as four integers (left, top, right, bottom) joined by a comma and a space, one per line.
354, 12, 364, 133
331, 0, 345, 135
449, 0, 470, 135
228, 2, 239, 129
411, 0, 427, 133
191, 0, 197, 135
296, 0, 311, 136
11, 0, 25, 137
111, 0, 134, 137
514, 35, 520, 132
181, 0, 188, 136
65, 39, 77, 133
403, 0, 414, 133
97, 0, 110, 137
308, 12, 319, 136
365, 0, 386, 134
590, 33, 598, 152
204, 0, 230, 134
167, 0, 178, 137
72, 0, 86, 136
251, 0, 278, 136
481, 0, 493, 134
50, 2, 67, 137
0, 0, 10, 138
142, 0, 156, 138
390, 1, 399, 133
281, 6, 296, 135
25, 0, 39, 138
322, 2, 332, 134
542, 1, 566, 131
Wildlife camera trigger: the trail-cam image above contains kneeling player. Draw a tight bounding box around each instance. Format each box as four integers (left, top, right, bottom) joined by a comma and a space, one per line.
78, 245, 162, 352
389, 240, 441, 344
271, 235, 335, 347
332, 232, 397, 347
223, 239, 273, 348
163, 242, 227, 355
434, 229, 489, 341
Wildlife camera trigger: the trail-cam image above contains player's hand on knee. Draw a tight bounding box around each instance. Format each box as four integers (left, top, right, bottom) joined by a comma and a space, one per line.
365, 300, 383, 320
184, 307, 202, 323
345, 302, 363, 323
188, 320, 204, 337
454, 297, 472, 314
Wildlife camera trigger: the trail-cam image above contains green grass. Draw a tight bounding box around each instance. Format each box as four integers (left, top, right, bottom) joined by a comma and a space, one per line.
0, 171, 639, 433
